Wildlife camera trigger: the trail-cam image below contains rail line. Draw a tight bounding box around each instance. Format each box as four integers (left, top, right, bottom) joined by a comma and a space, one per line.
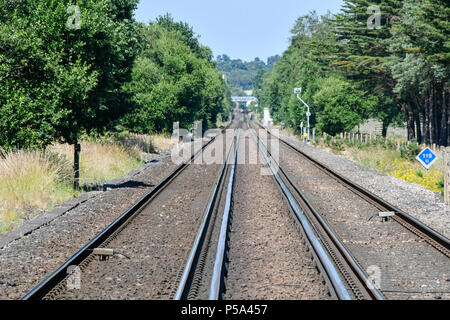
249, 122, 382, 300
255, 122, 450, 259
253, 121, 450, 299
174, 125, 241, 300
20, 116, 448, 300
21, 121, 237, 300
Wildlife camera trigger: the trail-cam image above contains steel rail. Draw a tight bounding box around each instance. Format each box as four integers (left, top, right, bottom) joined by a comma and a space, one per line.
248, 125, 352, 300
256, 122, 450, 258
21, 122, 234, 300
251, 122, 384, 300
174, 127, 240, 300
209, 129, 241, 300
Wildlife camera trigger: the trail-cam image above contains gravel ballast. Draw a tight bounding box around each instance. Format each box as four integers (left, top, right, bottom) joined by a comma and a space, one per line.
277, 129, 449, 239
223, 129, 331, 300
0, 152, 178, 300
262, 127, 449, 300
47, 131, 233, 300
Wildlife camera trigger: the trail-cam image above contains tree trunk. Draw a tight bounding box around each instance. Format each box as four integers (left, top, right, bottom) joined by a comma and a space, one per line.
415, 112, 422, 144
439, 89, 447, 146
424, 95, 431, 145
382, 120, 388, 137
432, 85, 439, 144
74, 141, 81, 190
406, 105, 415, 141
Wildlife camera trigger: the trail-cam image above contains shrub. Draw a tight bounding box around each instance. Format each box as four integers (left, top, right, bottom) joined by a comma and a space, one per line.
326, 139, 345, 151
400, 141, 421, 161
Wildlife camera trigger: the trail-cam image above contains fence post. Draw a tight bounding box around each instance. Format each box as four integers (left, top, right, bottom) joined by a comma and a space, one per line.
445, 147, 450, 205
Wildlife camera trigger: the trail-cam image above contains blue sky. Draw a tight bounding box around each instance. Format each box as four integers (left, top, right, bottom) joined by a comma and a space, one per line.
134, 0, 344, 62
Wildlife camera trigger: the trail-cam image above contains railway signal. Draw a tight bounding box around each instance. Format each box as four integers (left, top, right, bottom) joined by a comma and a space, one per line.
294, 88, 312, 142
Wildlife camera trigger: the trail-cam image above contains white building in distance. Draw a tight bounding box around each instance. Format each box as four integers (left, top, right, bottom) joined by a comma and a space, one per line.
263, 108, 273, 127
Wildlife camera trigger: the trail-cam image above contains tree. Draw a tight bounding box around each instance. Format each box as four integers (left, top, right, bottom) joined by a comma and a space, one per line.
256, 11, 374, 135
332, 0, 403, 136
153, 13, 213, 62
122, 19, 230, 134
313, 77, 376, 135
0, 0, 140, 188
216, 55, 279, 95
386, 0, 449, 146
258, 3, 449, 146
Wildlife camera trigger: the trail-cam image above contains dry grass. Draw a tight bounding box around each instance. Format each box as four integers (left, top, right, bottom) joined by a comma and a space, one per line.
132, 133, 175, 153
49, 141, 143, 185
0, 150, 74, 233
0, 133, 175, 234
317, 140, 445, 194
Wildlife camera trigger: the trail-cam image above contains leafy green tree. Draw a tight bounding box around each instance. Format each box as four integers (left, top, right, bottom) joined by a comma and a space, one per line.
333, 0, 403, 136
122, 19, 230, 134
257, 11, 374, 135
258, 2, 449, 147
313, 77, 376, 135
154, 13, 213, 62
0, 0, 139, 188
217, 55, 279, 94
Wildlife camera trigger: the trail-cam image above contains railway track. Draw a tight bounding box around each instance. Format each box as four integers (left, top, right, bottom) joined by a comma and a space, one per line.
174, 126, 241, 300
21, 119, 240, 300
19, 114, 449, 300
253, 121, 450, 299
248, 122, 382, 300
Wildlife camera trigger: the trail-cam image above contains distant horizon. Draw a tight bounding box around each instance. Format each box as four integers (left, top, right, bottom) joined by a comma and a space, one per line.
134, 0, 344, 62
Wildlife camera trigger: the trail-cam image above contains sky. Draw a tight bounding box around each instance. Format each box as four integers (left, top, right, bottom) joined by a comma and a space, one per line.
134, 0, 344, 63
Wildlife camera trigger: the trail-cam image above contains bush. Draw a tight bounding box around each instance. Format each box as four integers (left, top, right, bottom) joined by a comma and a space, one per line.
400, 141, 421, 161
326, 138, 345, 151
385, 139, 397, 150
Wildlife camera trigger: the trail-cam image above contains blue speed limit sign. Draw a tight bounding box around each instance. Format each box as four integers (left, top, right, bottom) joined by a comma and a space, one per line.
416, 147, 437, 170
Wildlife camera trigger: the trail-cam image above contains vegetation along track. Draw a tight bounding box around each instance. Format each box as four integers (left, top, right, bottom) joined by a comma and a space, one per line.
21, 119, 240, 300
254, 121, 450, 300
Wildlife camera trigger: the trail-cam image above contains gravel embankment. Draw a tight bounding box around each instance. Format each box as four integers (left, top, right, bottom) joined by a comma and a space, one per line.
0, 151, 177, 300
223, 129, 331, 300
273, 140, 450, 300
276, 129, 449, 239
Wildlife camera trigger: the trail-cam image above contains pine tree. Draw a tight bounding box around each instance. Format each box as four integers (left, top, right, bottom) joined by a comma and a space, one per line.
333, 0, 403, 136
387, 0, 449, 145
